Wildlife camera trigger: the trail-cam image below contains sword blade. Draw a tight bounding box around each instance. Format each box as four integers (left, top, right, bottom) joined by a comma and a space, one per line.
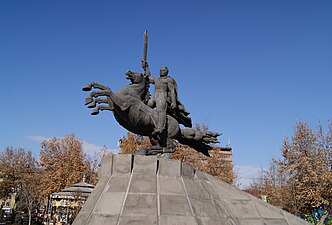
143, 30, 148, 62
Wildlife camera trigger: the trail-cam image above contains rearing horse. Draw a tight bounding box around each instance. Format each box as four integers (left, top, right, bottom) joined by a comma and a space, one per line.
82, 71, 220, 155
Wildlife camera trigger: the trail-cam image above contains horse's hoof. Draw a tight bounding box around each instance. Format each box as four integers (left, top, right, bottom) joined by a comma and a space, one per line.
87, 101, 96, 108
91, 109, 99, 115
82, 84, 92, 91
85, 97, 93, 105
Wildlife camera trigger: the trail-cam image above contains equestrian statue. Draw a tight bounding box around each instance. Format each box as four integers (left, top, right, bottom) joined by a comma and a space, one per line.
82, 31, 221, 156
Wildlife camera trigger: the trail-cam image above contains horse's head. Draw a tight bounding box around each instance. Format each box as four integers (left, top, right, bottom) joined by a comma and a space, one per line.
125, 70, 150, 102
125, 71, 144, 84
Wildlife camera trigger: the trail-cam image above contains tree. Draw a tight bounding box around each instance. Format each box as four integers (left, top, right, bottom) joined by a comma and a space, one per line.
246, 120, 332, 221
119, 132, 152, 154
246, 163, 287, 209
38, 134, 94, 199
276, 121, 331, 215
119, 127, 237, 185
0, 147, 40, 225
172, 144, 237, 185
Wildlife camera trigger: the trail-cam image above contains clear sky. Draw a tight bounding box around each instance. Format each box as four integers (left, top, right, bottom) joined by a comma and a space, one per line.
0, 0, 331, 188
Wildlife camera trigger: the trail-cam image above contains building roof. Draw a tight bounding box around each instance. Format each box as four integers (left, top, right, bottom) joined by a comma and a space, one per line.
51, 180, 94, 199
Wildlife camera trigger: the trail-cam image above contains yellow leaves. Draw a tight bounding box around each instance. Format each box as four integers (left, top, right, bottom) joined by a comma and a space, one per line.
174, 145, 236, 185
0, 146, 40, 208
38, 134, 95, 198
119, 132, 152, 154
247, 120, 332, 216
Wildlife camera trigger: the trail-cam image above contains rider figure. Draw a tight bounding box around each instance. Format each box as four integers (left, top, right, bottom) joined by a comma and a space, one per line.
142, 61, 191, 137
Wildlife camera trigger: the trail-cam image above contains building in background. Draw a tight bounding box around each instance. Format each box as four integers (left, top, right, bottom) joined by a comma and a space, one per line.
48, 178, 94, 225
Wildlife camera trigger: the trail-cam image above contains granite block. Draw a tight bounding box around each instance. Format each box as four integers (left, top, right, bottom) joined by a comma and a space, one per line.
129, 173, 156, 193
113, 154, 132, 175
193, 180, 212, 199
238, 218, 265, 225
196, 217, 237, 225
224, 199, 260, 219
160, 215, 198, 225
194, 170, 209, 181
254, 201, 284, 219
122, 193, 157, 216
213, 199, 231, 217
132, 155, 157, 175
182, 163, 195, 178
203, 181, 220, 199
158, 158, 181, 177
158, 176, 186, 195
118, 215, 157, 225
182, 178, 197, 196
160, 194, 192, 216
107, 174, 131, 193
88, 213, 118, 225
93, 192, 126, 215
189, 197, 221, 217
100, 154, 113, 177
211, 178, 251, 200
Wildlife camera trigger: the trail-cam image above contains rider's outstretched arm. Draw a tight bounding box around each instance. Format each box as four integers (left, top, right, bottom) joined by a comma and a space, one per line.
142, 61, 151, 76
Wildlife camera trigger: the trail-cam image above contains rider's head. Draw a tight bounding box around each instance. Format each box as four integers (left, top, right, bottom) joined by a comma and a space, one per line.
160, 66, 169, 77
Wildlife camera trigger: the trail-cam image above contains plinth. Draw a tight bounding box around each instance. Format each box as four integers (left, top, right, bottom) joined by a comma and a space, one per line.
73, 154, 309, 225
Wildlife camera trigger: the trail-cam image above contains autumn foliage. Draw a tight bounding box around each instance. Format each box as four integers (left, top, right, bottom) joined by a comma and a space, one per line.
172, 144, 236, 185
0, 147, 41, 224
0, 134, 103, 224
119, 132, 152, 154
246, 121, 332, 218
38, 134, 96, 198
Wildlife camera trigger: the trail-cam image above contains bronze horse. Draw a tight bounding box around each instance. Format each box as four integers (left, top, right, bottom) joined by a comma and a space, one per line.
82, 71, 220, 155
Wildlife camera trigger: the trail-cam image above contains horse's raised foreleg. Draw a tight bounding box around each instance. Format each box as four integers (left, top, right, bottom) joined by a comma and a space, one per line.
87, 97, 113, 110
86, 90, 128, 111
82, 82, 110, 92
91, 105, 113, 115
85, 90, 111, 105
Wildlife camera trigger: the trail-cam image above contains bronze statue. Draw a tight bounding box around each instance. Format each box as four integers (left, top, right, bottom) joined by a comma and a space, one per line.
82, 31, 220, 155
142, 62, 192, 135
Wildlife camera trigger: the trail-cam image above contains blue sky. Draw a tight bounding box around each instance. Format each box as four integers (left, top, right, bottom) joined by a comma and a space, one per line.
1, 0, 331, 188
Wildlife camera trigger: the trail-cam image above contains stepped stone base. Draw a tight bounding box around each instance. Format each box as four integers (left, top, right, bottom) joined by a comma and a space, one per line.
74, 154, 309, 225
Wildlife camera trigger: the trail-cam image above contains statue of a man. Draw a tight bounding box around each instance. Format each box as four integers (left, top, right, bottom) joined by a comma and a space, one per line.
142, 61, 192, 137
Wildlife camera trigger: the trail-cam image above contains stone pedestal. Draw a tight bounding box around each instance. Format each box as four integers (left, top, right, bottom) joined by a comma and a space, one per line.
73, 154, 309, 225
